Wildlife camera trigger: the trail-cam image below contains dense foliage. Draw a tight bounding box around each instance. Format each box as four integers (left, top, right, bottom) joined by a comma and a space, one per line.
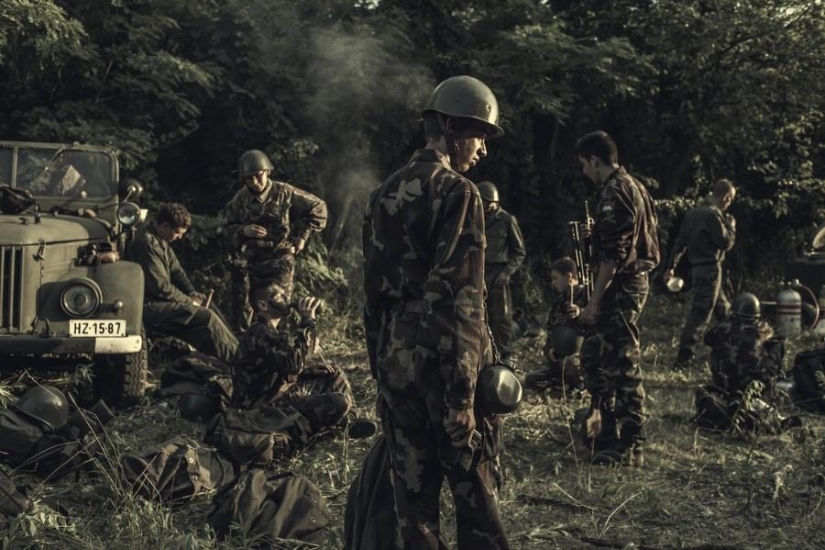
2, 0, 824, 289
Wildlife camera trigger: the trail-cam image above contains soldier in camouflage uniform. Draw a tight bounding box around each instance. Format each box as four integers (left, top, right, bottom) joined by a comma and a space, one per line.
664, 178, 737, 370
231, 282, 355, 437
479, 181, 526, 361
523, 257, 586, 393
126, 203, 238, 364
576, 131, 660, 466
222, 150, 328, 331
362, 76, 510, 549
697, 293, 796, 433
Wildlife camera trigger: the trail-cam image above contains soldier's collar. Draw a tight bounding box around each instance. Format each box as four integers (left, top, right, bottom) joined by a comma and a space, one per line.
415, 148, 453, 171
249, 181, 273, 203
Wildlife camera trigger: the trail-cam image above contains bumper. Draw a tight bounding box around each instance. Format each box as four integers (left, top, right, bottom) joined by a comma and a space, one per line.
0, 335, 142, 355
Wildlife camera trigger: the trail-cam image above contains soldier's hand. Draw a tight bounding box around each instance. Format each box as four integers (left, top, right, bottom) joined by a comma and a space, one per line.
545, 347, 556, 362
444, 408, 476, 448
243, 224, 268, 238
296, 296, 323, 321
726, 215, 736, 231
581, 301, 599, 325
190, 291, 207, 306
566, 304, 581, 319
663, 268, 674, 283
494, 273, 510, 288
292, 237, 307, 254
579, 220, 593, 239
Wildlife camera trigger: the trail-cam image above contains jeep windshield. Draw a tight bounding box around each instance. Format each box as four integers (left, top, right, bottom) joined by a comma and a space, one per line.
0, 144, 114, 200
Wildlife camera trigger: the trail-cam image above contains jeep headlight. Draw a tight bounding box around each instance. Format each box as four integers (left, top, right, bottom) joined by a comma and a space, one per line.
116, 202, 141, 227
60, 279, 102, 318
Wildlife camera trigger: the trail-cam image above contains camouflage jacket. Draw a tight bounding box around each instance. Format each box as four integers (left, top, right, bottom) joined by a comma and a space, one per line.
125, 223, 197, 304
704, 318, 784, 394
668, 199, 735, 269
362, 148, 488, 411
546, 284, 588, 334
222, 180, 328, 260
231, 317, 317, 408
484, 207, 526, 276
591, 167, 660, 275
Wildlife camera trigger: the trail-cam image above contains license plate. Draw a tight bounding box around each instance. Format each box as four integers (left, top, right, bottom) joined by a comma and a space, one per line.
69, 320, 126, 337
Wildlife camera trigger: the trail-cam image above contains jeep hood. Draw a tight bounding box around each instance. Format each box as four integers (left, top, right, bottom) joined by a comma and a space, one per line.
0, 214, 111, 245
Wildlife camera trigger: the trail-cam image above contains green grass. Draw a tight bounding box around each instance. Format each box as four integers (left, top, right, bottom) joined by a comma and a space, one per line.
2, 290, 824, 549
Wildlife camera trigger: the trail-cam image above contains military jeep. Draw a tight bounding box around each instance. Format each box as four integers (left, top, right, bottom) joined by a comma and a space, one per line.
0, 141, 147, 405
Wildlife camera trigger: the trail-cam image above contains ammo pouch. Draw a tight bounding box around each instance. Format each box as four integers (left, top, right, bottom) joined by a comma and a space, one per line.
0, 469, 32, 519
121, 436, 233, 503
208, 469, 331, 544
203, 408, 300, 470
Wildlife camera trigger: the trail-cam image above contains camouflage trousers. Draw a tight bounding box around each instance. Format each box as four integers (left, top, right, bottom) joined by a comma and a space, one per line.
276, 369, 354, 435
580, 272, 649, 449
230, 253, 296, 332
144, 301, 239, 365
523, 355, 582, 393
377, 395, 509, 550
677, 262, 730, 362
485, 265, 515, 358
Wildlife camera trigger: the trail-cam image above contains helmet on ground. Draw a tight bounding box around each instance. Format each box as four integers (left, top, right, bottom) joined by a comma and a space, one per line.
732, 292, 760, 321
238, 150, 274, 178
423, 76, 504, 138
179, 393, 221, 422
14, 385, 69, 429
477, 181, 500, 202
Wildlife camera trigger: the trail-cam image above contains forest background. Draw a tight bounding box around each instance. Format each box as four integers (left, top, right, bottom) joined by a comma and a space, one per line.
3, 0, 825, 305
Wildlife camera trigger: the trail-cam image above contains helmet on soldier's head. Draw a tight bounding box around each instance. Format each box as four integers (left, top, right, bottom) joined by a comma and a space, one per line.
732, 292, 761, 321
477, 181, 500, 202
238, 150, 274, 178
423, 76, 504, 138
14, 385, 69, 430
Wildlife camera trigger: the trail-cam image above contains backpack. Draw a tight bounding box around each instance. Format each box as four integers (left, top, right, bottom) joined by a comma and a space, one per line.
343, 435, 396, 550
203, 407, 310, 469
208, 469, 331, 545
0, 469, 31, 519
159, 352, 233, 411
121, 436, 234, 503
0, 409, 46, 467
792, 349, 825, 413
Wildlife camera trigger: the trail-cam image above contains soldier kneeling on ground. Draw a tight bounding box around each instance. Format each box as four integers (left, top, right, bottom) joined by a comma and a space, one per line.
696, 292, 801, 434
524, 257, 586, 395
231, 282, 376, 440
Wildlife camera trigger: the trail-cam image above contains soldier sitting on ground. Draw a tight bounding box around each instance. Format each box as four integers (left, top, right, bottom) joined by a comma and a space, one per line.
696, 292, 800, 434
524, 257, 586, 394
126, 203, 238, 364
232, 282, 375, 439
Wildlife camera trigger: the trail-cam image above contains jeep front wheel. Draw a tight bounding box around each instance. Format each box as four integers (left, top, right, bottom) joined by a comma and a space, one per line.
93, 329, 148, 407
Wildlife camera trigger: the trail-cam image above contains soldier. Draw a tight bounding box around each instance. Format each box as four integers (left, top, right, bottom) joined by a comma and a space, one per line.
697, 293, 797, 433
126, 203, 238, 364
576, 131, 660, 466
479, 181, 526, 361
362, 76, 510, 548
232, 282, 375, 439
523, 257, 586, 393
222, 150, 328, 331
664, 178, 737, 370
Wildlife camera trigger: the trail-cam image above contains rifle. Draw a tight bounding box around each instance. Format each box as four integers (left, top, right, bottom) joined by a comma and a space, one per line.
569, 201, 594, 302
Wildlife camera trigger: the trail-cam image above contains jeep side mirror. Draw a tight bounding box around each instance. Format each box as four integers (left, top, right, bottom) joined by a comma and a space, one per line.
118, 178, 144, 201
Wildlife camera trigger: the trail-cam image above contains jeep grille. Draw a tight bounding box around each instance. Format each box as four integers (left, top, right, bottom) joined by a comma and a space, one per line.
0, 246, 24, 331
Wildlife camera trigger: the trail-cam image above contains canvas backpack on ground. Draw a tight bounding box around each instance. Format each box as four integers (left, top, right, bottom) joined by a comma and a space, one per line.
121, 436, 234, 503
343, 435, 396, 550
208, 469, 331, 545
159, 352, 232, 413
792, 349, 825, 413
0, 409, 47, 467
203, 407, 310, 469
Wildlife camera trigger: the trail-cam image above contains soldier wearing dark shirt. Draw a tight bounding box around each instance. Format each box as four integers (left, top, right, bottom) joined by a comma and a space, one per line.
665, 179, 737, 370
479, 181, 526, 360
222, 150, 328, 331
362, 76, 510, 549
232, 283, 356, 438
126, 203, 238, 364
524, 257, 586, 392
576, 131, 660, 466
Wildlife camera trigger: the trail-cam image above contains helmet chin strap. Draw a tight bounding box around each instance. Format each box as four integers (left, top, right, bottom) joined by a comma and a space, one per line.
436, 113, 460, 169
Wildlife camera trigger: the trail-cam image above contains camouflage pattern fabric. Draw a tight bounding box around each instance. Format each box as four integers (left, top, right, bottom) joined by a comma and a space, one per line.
363, 148, 509, 549
669, 200, 736, 362
232, 318, 352, 433
126, 224, 238, 364
484, 207, 526, 358
222, 180, 327, 329
704, 318, 784, 395
580, 273, 649, 449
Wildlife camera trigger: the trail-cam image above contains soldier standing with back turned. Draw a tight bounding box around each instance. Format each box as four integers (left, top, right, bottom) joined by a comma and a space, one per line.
362, 76, 510, 549
479, 181, 526, 362
576, 131, 660, 467
664, 178, 737, 370
222, 150, 328, 331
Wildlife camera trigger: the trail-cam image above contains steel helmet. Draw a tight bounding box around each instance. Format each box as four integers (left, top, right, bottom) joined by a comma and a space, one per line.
477, 181, 500, 202
238, 150, 274, 178
732, 292, 761, 321
423, 76, 504, 138
14, 385, 69, 430
477, 363, 523, 414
